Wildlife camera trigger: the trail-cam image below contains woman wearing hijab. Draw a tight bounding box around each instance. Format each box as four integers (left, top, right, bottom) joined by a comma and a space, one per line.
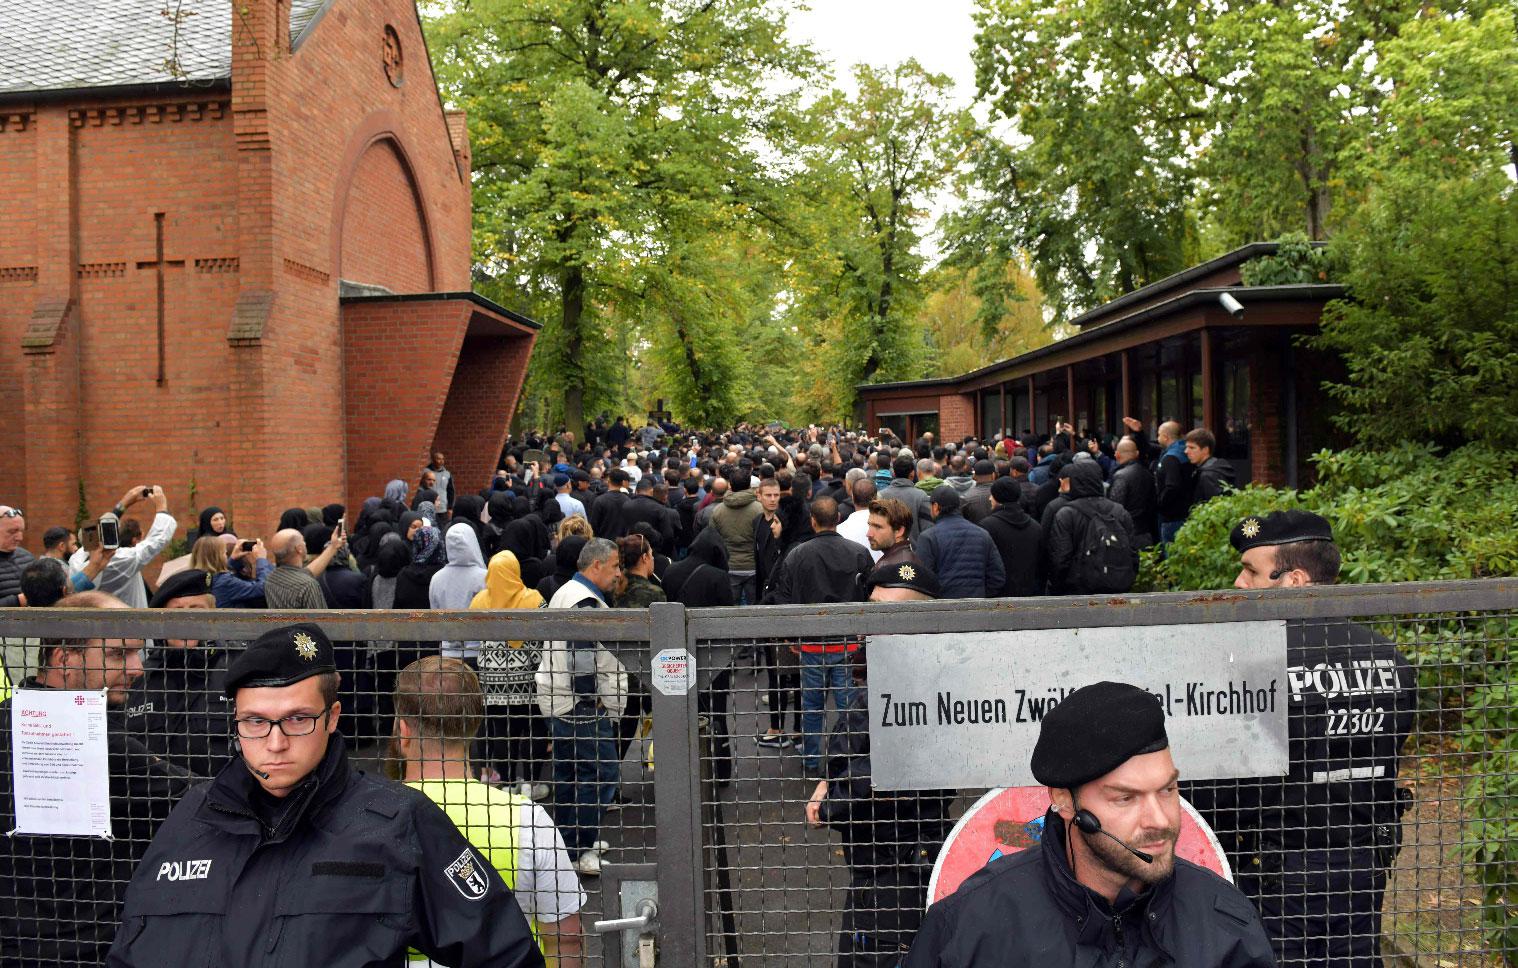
277, 507, 309, 532
483, 491, 516, 556
428, 522, 488, 662
536, 534, 586, 600
394, 525, 445, 610
449, 494, 487, 551
503, 497, 551, 565
191, 506, 231, 545
383, 478, 409, 506
470, 550, 549, 794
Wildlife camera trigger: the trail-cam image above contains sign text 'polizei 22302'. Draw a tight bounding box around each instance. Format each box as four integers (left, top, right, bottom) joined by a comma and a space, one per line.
866, 622, 1290, 790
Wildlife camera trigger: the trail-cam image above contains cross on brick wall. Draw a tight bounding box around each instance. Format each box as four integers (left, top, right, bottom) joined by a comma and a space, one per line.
135, 213, 184, 386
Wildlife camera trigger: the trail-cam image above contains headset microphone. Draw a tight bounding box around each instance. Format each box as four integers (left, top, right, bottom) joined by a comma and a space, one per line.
233, 737, 271, 781
1072, 809, 1154, 864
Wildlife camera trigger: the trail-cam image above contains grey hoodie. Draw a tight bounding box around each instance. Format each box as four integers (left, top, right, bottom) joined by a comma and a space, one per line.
429, 522, 487, 659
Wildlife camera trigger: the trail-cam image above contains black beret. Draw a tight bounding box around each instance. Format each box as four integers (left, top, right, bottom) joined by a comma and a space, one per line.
866, 559, 941, 598
990, 477, 1022, 503
1030, 681, 1168, 789
224, 623, 335, 697
973, 459, 996, 476
149, 568, 214, 608
1230, 509, 1334, 554
929, 484, 960, 511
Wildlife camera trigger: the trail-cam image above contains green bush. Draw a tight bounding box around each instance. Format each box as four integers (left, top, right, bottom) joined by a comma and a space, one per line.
1140, 443, 1518, 592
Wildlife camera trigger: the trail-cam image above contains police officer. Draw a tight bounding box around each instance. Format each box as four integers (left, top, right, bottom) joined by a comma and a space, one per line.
0, 590, 192, 966
123, 569, 236, 778
1196, 509, 1417, 967
806, 561, 955, 966
904, 681, 1275, 967
108, 623, 544, 967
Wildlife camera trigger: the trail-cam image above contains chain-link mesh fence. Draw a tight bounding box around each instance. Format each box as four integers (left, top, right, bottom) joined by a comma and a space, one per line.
0, 580, 1514, 967
687, 584, 1518, 967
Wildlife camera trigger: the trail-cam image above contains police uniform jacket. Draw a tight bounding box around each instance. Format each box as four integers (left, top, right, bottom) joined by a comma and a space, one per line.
108, 734, 544, 968
124, 641, 239, 779
902, 809, 1276, 968
0, 683, 193, 965
1185, 618, 1416, 857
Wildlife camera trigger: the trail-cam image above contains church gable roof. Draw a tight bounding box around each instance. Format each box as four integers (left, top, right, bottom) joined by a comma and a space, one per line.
1, 0, 335, 96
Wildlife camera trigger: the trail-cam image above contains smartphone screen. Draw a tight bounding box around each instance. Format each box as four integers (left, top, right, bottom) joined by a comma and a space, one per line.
98, 519, 120, 549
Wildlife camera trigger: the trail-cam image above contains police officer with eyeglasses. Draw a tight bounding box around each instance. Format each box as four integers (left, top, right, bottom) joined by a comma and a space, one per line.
109, 623, 544, 967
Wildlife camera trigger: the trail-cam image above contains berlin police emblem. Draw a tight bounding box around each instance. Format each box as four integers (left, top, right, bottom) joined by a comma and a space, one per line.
445, 848, 490, 901
292, 631, 319, 662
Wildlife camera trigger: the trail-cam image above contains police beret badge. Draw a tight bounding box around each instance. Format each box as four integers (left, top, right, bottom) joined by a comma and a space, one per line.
899, 564, 916, 582
1240, 518, 1262, 540
293, 632, 319, 662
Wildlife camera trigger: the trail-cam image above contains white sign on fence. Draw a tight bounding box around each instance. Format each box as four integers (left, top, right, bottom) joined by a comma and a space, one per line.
867, 621, 1290, 790
9, 689, 112, 838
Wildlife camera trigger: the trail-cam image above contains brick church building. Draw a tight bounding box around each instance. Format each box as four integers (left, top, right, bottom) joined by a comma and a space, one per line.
0, 0, 537, 550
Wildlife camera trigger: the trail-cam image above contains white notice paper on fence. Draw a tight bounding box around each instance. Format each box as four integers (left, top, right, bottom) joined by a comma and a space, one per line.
9, 689, 112, 838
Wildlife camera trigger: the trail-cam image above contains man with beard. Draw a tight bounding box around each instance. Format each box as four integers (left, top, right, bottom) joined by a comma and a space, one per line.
904, 681, 1274, 967
0, 591, 192, 964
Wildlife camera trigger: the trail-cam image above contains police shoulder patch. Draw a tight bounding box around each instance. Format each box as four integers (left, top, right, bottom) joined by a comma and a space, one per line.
444, 848, 490, 901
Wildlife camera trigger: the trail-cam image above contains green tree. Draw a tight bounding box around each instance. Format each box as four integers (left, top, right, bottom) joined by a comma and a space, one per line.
1312, 171, 1518, 451
921, 259, 1049, 378
964, 0, 1515, 318
422, 0, 815, 433
784, 60, 972, 419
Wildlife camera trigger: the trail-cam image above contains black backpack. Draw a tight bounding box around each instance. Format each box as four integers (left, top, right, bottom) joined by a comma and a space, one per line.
1065, 501, 1136, 593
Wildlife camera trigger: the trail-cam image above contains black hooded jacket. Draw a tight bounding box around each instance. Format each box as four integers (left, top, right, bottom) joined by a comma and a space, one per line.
1045, 461, 1138, 594
903, 809, 1276, 968
664, 528, 734, 607
978, 501, 1045, 597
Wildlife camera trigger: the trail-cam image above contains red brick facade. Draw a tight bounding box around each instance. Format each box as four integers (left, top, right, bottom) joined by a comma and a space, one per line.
0, 0, 535, 550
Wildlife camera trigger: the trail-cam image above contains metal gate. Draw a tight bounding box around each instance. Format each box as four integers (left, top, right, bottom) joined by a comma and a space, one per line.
1, 577, 1516, 966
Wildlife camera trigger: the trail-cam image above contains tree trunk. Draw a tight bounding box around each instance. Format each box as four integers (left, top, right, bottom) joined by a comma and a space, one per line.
562, 263, 586, 435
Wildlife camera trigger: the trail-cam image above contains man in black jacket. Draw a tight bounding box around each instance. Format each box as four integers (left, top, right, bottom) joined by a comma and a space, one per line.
807, 562, 955, 965
124, 569, 236, 779
978, 477, 1045, 596
1108, 437, 1158, 547
617, 476, 675, 551
589, 468, 632, 540
0, 591, 193, 966
1045, 462, 1139, 595
108, 624, 543, 968
1186, 428, 1237, 511
0, 505, 33, 608
904, 682, 1275, 967
771, 497, 874, 776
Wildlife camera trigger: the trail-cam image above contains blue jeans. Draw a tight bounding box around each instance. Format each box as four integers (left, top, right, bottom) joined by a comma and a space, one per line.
800, 651, 858, 768
1159, 519, 1185, 546
550, 712, 619, 859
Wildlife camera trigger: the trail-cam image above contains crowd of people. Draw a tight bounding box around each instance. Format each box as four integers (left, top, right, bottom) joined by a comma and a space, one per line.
0, 415, 1420, 967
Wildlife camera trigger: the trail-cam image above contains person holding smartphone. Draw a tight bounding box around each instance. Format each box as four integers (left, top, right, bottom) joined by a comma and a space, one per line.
67, 485, 177, 608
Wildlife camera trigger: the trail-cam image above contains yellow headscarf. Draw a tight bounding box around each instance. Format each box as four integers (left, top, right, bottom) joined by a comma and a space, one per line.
470, 551, 546, 610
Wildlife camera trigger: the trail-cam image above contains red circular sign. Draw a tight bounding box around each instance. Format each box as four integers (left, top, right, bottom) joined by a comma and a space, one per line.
928, 787, 1232, 906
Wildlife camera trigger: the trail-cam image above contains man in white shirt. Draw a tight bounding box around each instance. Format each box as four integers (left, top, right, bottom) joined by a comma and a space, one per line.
68, 485, 176, 608
836, 478, 882, 563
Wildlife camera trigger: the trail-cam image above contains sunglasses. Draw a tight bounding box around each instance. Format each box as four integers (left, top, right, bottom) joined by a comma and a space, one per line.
0, 507, 22, 519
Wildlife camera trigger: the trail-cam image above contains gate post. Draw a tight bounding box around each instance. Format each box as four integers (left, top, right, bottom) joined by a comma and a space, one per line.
649, 601, 703, 967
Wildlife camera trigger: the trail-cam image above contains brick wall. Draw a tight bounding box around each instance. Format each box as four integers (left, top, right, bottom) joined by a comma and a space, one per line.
0, 0, 527, 551
938, 392, 977, 443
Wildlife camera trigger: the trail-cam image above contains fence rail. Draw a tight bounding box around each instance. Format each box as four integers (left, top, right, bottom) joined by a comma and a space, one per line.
0, 576, 1515, 967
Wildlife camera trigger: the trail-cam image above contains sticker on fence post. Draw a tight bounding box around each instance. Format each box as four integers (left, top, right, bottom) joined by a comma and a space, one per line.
927, 787, 1232, 906
867, 621, 1290, 790
652, 647, 695, 696
9, 689, 112, 838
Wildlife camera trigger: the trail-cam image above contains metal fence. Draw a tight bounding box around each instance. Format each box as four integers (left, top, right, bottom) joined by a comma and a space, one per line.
1, 577, 1516, 967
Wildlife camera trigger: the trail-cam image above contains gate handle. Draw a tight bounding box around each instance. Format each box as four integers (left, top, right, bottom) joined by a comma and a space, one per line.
593, 898, 658, 934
